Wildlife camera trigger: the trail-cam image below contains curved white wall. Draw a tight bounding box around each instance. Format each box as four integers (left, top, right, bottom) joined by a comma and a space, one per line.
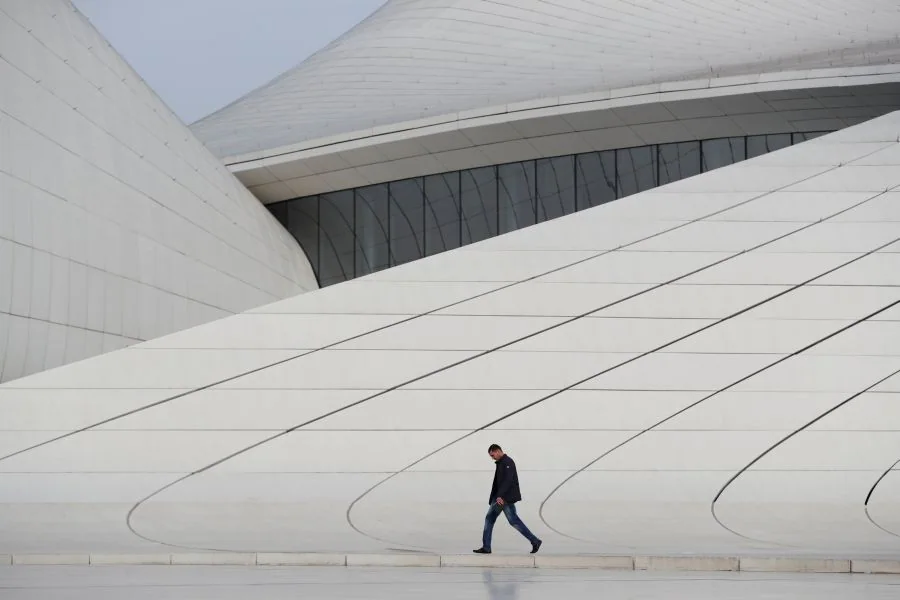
0, 0, 317, 382
0, 115, 899, 557
229, 79, 900, 203
186, 0, 900, 204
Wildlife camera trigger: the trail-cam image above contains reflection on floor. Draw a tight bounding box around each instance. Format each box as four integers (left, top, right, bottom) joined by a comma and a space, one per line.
1, 566, 899, 600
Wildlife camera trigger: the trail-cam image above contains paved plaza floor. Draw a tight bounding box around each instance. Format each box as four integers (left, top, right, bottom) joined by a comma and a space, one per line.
1, 566, 899, 599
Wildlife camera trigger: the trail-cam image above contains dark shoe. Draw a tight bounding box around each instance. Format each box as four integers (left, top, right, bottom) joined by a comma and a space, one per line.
473, 547, 492, 554
530, 540, 542, 554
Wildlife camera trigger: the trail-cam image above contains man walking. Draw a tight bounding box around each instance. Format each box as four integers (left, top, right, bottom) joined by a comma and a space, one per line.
473, 444, 542, 554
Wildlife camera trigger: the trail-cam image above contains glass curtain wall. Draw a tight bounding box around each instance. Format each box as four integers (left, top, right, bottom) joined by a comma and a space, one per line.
272, 131, 832, 287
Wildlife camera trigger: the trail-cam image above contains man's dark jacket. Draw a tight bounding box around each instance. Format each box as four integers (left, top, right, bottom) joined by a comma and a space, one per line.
489, 454, 522, 504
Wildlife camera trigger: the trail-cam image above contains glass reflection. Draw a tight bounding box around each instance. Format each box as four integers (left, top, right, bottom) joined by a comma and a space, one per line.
747, 133, 791, 158
537, 155, 575, 222
576, 151, 616, 208
461, 166, 498, 244
617, 146, 657, 197
274, 129, 834, 287
658, 141, 701, 185
793, 131, 827, 143
389, 178, 425, 267
702, 137, 745, 172
424, 172, 461, 255
499, 161, 536, 233
355, 184, 389, 276
318, 191, 354, 286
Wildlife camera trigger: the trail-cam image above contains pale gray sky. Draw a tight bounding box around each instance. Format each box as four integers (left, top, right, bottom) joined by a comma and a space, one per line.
73, 0, 386, 124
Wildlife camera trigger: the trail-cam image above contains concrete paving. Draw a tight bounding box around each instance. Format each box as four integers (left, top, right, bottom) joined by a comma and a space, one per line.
1, 566, 899, 600
5, 552, 900, 574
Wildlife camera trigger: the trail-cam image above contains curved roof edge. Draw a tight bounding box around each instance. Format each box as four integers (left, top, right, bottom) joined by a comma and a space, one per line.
191, 0, 900, 158
227, 67, 900, 204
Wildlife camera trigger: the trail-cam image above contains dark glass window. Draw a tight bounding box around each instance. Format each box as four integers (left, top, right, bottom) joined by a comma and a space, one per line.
269, 201, 288, 227
389, 178, 425, 266
576, 151, 616, 209
285, 197, 319, 282
498, 161, 536, 234
793, 131, 829, 143
536, 156, 575, 222
747, 133, 791, 158
424, 173, 461, 256
355, 184, 389, 276
617, 146, 657, 198
272, 130, 818, 288
461, 166, 498, 244
318, 191, 354, 286
658, 141, 701, 185
702, 137, 746, 172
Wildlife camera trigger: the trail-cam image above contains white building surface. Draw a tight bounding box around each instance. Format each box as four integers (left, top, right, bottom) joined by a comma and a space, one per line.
0, 0, 317, 383
1, 0, 900, 565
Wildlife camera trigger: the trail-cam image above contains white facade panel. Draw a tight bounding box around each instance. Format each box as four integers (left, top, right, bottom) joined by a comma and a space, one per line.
0, 0, 317, 382
192, 0, 900, 161
177, 1, 900, 203
2, 115, 899, 557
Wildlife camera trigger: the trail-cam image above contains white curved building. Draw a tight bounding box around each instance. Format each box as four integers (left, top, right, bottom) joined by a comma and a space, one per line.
192, 0, 900, 205
0, 1, 318, 382
193, 0, 900, 158
1, 114, 900, 561
1, 0, 900, 570
188, 0, 900, 289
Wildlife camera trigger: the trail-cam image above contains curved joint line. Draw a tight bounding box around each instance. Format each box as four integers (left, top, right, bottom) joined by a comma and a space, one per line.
124, 159, 892, 550
863, 458, 900, 540
351, 240, 900, 548
710, 364, 900, 544
540, 259, 900, 543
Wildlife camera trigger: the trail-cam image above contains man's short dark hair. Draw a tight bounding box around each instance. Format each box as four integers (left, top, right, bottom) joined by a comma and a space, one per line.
488, 444, 502, 452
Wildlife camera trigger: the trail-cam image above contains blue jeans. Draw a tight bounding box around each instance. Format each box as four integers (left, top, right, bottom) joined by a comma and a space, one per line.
482, 502, 540, 550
